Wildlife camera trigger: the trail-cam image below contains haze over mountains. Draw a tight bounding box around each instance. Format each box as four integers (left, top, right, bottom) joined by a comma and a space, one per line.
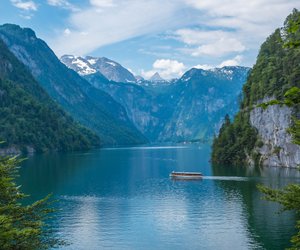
62, 53, 249, 142
0, 23, 250, 151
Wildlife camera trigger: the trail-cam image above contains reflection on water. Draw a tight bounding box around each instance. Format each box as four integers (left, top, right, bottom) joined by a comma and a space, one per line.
203, 176, 250, 181
18, 144, 299, 250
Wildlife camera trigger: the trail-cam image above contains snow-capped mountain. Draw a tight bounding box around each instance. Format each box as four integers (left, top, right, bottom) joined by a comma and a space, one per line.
61, 55, 137, 83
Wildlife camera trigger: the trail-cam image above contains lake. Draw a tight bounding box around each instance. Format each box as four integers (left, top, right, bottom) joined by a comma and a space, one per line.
19, 144, 300, 250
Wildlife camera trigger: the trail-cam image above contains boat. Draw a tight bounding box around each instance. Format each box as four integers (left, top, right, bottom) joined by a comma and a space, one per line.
169, 171, 203, 180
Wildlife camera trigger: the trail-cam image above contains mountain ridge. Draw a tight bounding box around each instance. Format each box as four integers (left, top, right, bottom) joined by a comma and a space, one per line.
79, 62, 250, 142
0, 37, 100, 153
0, 23, 147, 146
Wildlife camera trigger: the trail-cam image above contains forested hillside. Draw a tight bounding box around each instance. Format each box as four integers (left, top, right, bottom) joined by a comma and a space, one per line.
0, 39, 100, 153
0, 24, 147, 146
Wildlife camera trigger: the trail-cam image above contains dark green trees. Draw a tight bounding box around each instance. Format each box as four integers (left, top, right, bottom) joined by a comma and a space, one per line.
211, 112, 258, 166
0, 155, 64, 249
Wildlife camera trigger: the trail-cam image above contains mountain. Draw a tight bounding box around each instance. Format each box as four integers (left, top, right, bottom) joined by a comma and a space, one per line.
84, 73, 173, 141
135, 75, 144, 82
0, 38, 100, 154
81, 63, 249, 142
0, 24, 147, 146
212, 9, 300, 168
149, 72, 165, 82
158, 66, 250, 142
61, 55, 137, 83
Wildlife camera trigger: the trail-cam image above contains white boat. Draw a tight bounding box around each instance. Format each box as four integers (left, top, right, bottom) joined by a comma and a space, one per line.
169, 171, 203, 180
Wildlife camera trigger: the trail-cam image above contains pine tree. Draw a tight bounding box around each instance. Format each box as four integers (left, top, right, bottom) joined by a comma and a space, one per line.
0, 154, 64, 249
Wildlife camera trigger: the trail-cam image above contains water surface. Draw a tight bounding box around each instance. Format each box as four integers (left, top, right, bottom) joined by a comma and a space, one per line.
19, 144, 300, 250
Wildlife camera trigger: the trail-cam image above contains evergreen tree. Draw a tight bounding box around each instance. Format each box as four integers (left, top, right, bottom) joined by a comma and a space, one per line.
0, 154, 64, 249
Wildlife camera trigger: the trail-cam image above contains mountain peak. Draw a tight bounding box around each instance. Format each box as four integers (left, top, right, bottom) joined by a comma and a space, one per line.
135, 75, 144, 82
180, 66, 250, 83
61, 55, 136, 83
0, 24, 37, 41
149, 72, 165, 82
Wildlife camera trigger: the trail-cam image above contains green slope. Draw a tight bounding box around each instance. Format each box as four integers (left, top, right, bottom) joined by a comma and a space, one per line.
0, 38, 100, 153
0, 24, 147, 146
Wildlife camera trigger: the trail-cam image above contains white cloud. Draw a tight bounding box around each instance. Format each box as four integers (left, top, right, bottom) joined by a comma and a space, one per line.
218, 55, 243, 68
176, 29, 245, 57
141, 59, 186, 79
90, 0, 115, 8
193, 64, 214, 70
10, 0, 37, 11
184, 0, 300, 45
63, 28, 71, 36
47, 0, 79, 11
19, 14, 33, 19
49, 0, 185, 56
47, 0, 300, 69
174, 0, 300, 61
191, 38, 245, 57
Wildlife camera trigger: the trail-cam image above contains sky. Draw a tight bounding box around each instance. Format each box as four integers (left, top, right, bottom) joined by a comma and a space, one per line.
0, 0, 300, 79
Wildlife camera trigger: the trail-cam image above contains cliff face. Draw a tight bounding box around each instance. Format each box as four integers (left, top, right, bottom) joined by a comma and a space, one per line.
250, 99, 300, 168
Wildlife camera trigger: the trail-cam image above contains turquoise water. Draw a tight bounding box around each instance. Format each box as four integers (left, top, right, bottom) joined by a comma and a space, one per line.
19, 145, 299, 250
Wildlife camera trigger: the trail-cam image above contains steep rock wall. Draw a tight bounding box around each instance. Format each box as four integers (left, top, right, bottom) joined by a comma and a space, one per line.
250, 101, 300, 168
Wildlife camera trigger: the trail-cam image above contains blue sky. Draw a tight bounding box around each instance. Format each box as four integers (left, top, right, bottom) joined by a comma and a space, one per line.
1, 0, 300, 79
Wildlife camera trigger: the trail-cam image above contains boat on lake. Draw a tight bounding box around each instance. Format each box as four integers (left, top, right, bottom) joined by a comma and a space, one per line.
169, 171, 203, 180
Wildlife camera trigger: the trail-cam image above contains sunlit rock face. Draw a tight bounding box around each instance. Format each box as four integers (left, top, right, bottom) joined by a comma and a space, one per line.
250, 99, 300, 168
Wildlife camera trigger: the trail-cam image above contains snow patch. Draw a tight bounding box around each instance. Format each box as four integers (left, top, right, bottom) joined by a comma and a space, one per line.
87, 58, 97, 65
72, 58, 96, 75
183, 77, 191, 82
106, 61, 117, 67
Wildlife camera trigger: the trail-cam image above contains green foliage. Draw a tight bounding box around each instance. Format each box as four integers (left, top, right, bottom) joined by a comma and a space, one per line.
288, 117, 300, 145
0, 38, 100, 153
283, 9, 300, 49
241, 10, 300, 109
0, 155, 64, 249
284, 87, 300, 106
258, 99, 281, 109
211, 113, 258, 166
258, 184, 300, 250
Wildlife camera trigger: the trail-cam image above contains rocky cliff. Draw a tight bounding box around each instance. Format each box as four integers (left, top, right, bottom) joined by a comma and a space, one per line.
250, 99, 300, 168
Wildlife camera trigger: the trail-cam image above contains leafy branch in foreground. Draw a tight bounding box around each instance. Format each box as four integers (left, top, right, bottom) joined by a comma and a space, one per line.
0, 155, 65, 249
258, 184, 300, 250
